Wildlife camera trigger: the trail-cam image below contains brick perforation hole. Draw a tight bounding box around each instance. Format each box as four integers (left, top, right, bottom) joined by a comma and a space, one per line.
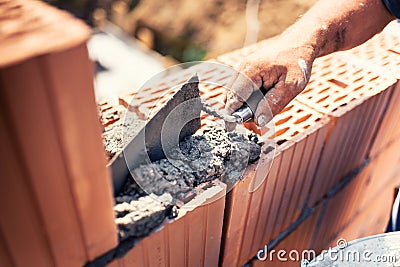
253, 101, 324, 145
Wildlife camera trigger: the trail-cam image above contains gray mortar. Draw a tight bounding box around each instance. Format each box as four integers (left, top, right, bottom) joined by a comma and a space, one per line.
102, 110, 146, 160
113, 179, 174, 242
100, 78, 261, 243
132, 127, 261, 199
113, 126, 261, 241
114, 193, 172, 241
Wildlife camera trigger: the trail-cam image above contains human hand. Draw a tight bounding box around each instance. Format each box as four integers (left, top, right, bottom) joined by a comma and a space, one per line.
225, 41, 317, 127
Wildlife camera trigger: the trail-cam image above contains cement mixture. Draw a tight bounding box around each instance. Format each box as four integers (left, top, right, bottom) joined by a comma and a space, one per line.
102, 109, 146, 160
113, 126, 261, 241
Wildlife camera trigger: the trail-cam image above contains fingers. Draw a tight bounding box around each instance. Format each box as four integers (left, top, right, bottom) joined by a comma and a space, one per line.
225, 46, 315, 127
226, 57, 280, 113
253, 97, 273, 127
253, 82, 287, 127
253, 62, 311, 127
254, 80, 296, 126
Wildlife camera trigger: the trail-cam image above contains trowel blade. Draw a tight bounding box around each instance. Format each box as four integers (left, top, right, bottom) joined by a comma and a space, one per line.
108, 74, 202, 194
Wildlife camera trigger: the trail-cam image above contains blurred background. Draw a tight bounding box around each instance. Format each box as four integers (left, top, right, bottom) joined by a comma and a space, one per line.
44, 0, 317, 101
45, 0, 317, 62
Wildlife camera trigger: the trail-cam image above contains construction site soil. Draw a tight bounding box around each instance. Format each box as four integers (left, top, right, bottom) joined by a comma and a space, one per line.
126, 0, 318, 60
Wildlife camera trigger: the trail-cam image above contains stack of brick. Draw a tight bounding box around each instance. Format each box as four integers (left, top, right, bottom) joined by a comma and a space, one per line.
219, 101, 330, 266
0, 1, 118, 266
250, 28, 400, 267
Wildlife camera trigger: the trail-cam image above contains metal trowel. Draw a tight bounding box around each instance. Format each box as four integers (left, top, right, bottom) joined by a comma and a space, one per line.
109, 74, 203, 193
108, 74, 262, 194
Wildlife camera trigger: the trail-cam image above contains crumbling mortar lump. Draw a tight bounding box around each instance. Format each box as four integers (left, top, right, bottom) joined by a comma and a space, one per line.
114, 126, 261, 241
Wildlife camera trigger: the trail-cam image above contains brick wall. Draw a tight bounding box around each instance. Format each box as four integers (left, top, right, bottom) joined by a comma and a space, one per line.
1, 1, 399, 266
249, 27, 400, 266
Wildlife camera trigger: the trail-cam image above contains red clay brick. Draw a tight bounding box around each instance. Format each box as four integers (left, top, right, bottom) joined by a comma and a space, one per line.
118, 70, 195, 119
311, 149, 398, 253
0, 232, 14, 267
283, 120, 329, 227
0, 0, 90, 68
369, 82, 400, 157
344, 32, 400, 79
359, 137, 400, 209
40, 44, 118, 260
118, 61, 235, 123
309, 87, 393, 206
252, 205, 323, 267
249, 151, 282, 259
109, 182, 226, 267
311, 166, 371, 250
0, 57, 89, 266
99, 101, 124, 128
303, 54, 396, 206
333, 33, 400, 157
221, 101, 329, 267
320, 190, 393, 251
0, 1, 117, 264
253, 186, 393, 267
0, 104, 55, 267
221, 165, 256, 266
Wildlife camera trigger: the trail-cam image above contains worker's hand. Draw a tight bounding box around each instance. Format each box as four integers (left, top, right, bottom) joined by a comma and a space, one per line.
225, 41, 317, 127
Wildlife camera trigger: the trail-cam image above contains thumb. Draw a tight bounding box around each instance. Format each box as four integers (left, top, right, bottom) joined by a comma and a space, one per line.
225, 64, 262, 114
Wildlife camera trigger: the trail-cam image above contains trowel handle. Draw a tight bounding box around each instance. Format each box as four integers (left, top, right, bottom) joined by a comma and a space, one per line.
232, 87, 271, 123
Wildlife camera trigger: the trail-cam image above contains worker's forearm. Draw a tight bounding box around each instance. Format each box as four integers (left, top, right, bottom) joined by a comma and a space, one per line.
279, 0, 394, 57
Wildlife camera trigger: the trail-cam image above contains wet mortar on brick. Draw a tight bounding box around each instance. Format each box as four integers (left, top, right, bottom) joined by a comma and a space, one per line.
101, 108, 146, 160
104, 115, 261, 241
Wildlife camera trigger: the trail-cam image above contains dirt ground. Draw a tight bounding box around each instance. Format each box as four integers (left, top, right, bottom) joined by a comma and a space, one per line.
48, 0, 318, 61
124, 0, 318, 60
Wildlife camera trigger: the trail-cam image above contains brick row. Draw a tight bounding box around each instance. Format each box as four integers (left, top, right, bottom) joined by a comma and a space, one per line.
301, 54, 396, 206
317, 188, 394, 252
221, 101, 330, 267
336, 32, 400, 157
252, 205, 323, 267
311, 138, 400, 252
369, 82, 400, 157
217, 37, 398, 209
251, 137, 400, 266
108, 182, 226, 267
